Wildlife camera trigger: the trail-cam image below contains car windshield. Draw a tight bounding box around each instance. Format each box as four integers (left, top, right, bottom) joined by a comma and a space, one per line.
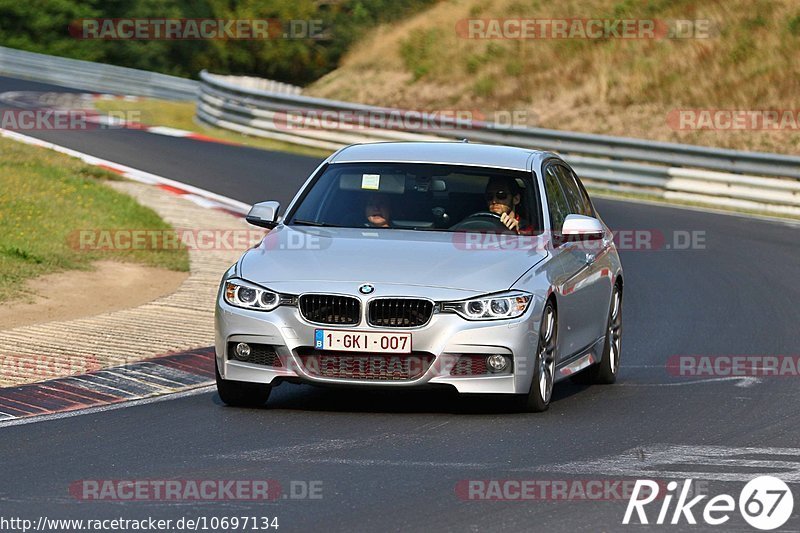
288, 162, 541, 233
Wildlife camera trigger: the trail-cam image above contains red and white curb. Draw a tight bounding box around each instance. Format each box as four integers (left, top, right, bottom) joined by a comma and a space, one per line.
1, 89, 245, 147
0, 348, 215, 423
88, 93, 244, 144
91, 93, 141, 102
0, 127, 250, 217
85, 113, 242, 145
0, 117, 256, 419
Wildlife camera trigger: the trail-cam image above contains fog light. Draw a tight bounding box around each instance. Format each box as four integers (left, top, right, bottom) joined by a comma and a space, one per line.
234, 342, 251, 360
486, 354, 509, 372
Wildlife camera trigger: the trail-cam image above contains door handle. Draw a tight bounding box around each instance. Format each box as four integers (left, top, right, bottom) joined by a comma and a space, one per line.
584, 252, 596, 265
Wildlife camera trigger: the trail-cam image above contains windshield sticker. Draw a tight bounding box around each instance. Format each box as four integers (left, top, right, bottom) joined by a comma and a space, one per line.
361, 174, 380, 190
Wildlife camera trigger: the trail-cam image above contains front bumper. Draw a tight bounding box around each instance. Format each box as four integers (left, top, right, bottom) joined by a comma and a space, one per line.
215, 295, 543, 395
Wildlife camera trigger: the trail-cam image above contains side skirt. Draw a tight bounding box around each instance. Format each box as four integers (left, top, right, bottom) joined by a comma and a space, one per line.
554, 336, 604, 382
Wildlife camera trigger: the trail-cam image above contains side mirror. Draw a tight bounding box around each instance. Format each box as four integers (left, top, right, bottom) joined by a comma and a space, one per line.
561, 214, 604, 241
246, 201, 281, 229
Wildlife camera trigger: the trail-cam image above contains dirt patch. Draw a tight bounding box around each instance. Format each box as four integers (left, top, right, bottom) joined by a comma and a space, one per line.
0, 260, 188, 330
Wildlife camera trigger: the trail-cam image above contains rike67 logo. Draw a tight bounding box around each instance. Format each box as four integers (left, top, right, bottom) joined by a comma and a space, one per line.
624, 476, 794, 530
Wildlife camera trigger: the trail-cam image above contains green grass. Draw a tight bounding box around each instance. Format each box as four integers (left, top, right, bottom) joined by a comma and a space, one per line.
94, 99, 331, 159
399, 27, 444, 81
472, 75, 496, 98
0, 137, 189, 302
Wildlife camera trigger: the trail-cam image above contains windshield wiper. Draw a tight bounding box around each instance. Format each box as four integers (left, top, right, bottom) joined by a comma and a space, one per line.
290, 219, 341, 227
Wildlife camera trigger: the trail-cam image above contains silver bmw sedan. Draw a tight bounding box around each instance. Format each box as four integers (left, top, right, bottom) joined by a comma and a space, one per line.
215, 142, 623, 412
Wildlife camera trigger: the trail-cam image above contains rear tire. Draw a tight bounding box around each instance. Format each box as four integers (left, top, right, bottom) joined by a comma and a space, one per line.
215, 360, 272, 407
516, 301, 557, 413
575, 283, 622, 385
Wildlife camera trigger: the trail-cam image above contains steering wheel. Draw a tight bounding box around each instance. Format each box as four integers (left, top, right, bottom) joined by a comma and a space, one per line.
450, 211, 513, 233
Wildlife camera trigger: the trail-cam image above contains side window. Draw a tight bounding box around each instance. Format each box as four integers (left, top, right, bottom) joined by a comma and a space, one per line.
544, 165, 570, 232
555, 164, 592, 217
571, 169, 596, 217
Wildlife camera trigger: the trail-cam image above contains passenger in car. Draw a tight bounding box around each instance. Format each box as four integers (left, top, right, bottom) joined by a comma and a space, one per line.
484, 177, 532, 234
364, 193, 392, 228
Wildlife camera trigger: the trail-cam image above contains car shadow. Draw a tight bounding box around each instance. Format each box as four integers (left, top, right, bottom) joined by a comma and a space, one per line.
211, 379, 594, 415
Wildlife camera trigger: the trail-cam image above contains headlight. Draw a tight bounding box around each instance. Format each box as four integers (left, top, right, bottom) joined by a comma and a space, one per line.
224, 279, 280, 311
441, 291, 532, 320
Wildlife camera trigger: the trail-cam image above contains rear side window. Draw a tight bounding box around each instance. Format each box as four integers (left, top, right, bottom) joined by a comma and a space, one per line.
544, 165, 570, 231
555, 164, 593, 217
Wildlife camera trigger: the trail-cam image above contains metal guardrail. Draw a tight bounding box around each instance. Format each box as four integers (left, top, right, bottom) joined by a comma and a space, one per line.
208, 74, 301, 96
0, 46, 198, 100
5, 47, 794, 215
198, 70, 800, 216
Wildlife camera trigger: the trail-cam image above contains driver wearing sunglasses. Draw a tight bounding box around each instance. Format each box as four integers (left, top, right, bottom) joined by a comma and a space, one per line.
484, 177, 531, 234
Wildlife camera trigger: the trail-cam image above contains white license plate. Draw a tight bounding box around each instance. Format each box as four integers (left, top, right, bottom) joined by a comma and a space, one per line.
314, 329, 412, 354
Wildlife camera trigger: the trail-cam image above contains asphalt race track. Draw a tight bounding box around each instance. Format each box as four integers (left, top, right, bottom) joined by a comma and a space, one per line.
1, 76, 799, 531
0, 76, 321, 206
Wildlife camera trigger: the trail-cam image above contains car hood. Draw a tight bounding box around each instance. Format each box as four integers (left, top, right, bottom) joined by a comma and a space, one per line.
238, 226, 547, 295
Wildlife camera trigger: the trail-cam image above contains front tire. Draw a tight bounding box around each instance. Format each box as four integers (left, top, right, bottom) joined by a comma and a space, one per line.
215, 360, 272, 407
517, 301, 557, 412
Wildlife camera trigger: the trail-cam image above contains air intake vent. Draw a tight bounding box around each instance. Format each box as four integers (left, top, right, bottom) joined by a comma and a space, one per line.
368, 298, 434, 328
299, 294, 361, 325
297, 349, 434, 381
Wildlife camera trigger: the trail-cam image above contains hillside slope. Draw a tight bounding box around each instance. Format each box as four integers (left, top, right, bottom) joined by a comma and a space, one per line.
307, 0, 800, 154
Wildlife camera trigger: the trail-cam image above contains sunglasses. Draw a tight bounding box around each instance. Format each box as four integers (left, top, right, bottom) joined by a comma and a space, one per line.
485, 190, 511, 201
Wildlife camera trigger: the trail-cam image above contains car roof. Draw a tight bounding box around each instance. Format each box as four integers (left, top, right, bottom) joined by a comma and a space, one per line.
328, 142, 555, 172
